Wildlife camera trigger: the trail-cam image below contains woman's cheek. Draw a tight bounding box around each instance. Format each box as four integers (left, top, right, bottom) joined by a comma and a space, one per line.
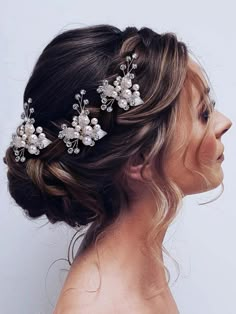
198, 134, 218, 164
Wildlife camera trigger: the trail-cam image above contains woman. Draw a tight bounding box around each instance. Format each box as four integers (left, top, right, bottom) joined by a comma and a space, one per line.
4, 24, 232, 313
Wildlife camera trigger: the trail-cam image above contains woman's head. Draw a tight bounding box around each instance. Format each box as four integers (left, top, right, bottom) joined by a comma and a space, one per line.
3, 24, 232, 268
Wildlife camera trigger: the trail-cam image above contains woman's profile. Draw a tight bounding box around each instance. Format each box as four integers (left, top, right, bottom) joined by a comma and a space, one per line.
3, 24, 232, 314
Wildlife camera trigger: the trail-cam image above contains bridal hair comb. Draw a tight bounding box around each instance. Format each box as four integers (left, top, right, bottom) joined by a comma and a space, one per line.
58, 89, 107, 154
10, 98, 52, 162
96, 53, 144, 112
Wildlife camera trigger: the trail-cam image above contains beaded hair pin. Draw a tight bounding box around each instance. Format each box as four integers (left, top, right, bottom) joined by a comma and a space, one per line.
10, 98, 52, 163
97, 52, 143, 112
58, 89, 107, 155
10, 53, 144, 162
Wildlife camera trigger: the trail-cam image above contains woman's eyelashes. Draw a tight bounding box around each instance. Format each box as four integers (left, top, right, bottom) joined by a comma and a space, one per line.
199, 99, 216, 123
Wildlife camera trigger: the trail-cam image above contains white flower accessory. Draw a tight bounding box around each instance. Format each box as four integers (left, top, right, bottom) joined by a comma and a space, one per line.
96, 53, 144, 112
58, 89, 107, 154
10, 98, 52, 162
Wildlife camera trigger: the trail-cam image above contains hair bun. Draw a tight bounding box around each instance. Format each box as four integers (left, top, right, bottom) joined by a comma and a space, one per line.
5, 152, 46, 218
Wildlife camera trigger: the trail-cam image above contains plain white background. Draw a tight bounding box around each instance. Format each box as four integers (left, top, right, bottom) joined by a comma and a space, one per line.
1, 1, 235, 313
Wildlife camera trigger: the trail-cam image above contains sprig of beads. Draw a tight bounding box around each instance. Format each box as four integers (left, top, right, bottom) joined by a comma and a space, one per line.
96, 53, 144, 112
10, 98, 52, 162
58, 89, 107, 154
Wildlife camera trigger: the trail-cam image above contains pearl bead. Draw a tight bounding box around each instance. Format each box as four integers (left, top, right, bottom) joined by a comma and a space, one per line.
36, 126, 43, 133
28, 145, 37, 154
82, 136, 92, 146
132, 84, 139, 91
84, 126, 93, 136
115, 86, 121, 92
38, 133, 46, 139
101, 104, 107, 110
94, 124, 101, 131
122, 89, 132, 99
61, 124, 67, 129
118, 99, 127, 108
74, 148, 80, 154
91, 118, 98, 125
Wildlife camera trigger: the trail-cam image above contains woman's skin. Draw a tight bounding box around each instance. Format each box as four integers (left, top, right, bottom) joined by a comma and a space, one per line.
54, 59, 232, 314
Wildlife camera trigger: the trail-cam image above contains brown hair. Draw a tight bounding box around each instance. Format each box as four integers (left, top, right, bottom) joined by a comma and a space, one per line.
3, 24, 221, 299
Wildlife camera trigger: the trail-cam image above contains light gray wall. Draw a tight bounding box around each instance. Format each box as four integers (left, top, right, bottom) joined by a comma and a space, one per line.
1, 1, 235, 313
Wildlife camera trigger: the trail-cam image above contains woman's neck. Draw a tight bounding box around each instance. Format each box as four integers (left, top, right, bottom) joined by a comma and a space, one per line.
71, 193, 179, 313
76, 193, 169, 297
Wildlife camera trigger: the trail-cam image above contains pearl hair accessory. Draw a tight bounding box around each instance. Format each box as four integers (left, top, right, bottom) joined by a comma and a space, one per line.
58, 89, 107, 154
11, 53, 143, 161
10, 98, 52, 162
96, 53, 144, 112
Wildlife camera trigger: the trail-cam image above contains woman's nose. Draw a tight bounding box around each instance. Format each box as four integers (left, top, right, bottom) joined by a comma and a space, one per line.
215, 111, 232, 139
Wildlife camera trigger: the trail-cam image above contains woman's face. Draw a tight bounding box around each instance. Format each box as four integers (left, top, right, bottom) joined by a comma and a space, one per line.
165, 59, 232, 196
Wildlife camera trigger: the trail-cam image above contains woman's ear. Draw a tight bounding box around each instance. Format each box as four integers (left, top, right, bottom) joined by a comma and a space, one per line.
127, 153, 152, 182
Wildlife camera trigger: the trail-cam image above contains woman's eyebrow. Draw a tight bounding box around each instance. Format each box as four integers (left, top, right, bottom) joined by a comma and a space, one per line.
196, 86, 211, 108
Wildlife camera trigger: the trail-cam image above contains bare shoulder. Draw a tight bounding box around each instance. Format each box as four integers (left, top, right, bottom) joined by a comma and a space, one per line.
53, 258, 155, 314
53, 251, 178, 314
54, 292, 155, 314
54, 280, 153, 314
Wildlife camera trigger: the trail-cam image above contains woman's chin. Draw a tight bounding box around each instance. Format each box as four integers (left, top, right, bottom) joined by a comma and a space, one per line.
205, 168, 224, 192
